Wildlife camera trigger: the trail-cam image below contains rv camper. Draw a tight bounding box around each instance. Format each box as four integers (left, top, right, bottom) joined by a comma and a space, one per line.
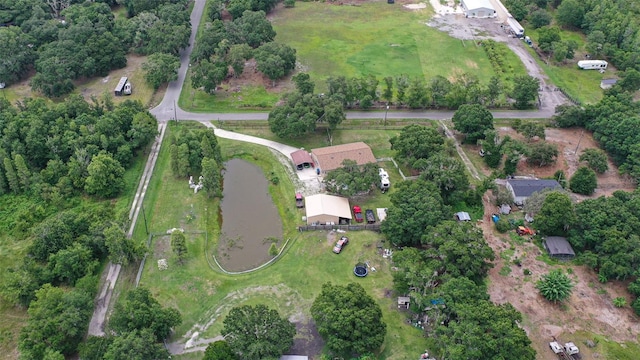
379, 168, 390, 191
114, 77, 129, 96
577, 60, 608, 70
506, 17, 524, 38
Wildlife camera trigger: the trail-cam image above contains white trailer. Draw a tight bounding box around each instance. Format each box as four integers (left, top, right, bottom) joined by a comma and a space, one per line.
506, 17, 524, 38
577, 60, 608, 70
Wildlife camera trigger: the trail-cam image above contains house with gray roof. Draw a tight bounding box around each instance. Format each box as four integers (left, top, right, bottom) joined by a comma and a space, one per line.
506, 179, 561, 205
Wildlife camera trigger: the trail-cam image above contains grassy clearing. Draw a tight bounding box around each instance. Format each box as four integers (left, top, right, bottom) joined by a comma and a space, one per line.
523, 26, 607, 104
568, 331, 640, 360
273, 3, 495, 87
74, 54, 158, 108
179, 75, 282, 113
181, 2, 504, 111
136, 123, 427, 358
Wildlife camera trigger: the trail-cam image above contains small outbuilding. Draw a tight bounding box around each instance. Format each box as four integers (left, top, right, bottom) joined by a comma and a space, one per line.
600, 78, 618, 90
290, 149, 313, 170
544, 236, 575, 260
455, 211, 471, 221
114, 77, 128, 96
398, 296, 410, 309
461, 0, 497, 18
506, 179, 561, 206
305, 194, 352, 225
311, 142, 376, 174
280, 356, 308, 360
499, 204, 512, 215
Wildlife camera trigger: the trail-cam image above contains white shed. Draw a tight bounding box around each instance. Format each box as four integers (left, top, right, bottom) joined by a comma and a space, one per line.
461, 0, 496, 18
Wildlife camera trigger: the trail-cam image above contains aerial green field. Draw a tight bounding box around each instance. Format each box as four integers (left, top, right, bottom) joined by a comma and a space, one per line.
180, 1, 505, 111
135, 123, 430, 359
272, 2, 495, 87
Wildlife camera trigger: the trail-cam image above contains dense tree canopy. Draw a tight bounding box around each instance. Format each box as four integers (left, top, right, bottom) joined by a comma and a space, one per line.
311, 283, 386, 356
535, 191, 575, 235
222, 304, 295, 360
390, 124, 444, 166
204, 341, 239, 360
268, 90, 345, 138
324, 161, 379, 196
452, 104, 494, 143
569, 166, 598, 195
142, 52, 181, 90
380, 179, 447, 247
19, 284, 94, 359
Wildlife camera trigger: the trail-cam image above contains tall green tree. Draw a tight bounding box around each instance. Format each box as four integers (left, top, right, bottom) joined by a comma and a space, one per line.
254, 42, 296, 87
452, 104, 494, 143
171, 230, 188, 264
142, 53, 180, 90
380, 180, 446, 247
19, 284, 93, 359
48, 243, 98, 285
0, 27, 37, 85
389, 124, 444, 165
311, 282, 386, 356
511, 75, 540, 109
569, 166, 597, 195
526, 141, 558, 167
222, 304, 295, 360
13, 153, 31, 191
204, 340, 239, 360
3, 156, 20, 193
103, 329, 170, 360
292, 72, 315, 95
109, 287, 182, 341
201, 157, 222, 198
104, 223, 141, 265
535, 191, 575, 235
84, 152, 125, 198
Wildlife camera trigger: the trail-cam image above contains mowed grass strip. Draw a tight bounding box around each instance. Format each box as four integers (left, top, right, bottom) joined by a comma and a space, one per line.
136, 123, 428, 358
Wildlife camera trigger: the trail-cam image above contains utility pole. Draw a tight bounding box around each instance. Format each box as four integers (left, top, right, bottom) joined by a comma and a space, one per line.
384, 104, 389, 127
174, 100, 178, 123
141, 204, 149, 235
574, 130, 584, 154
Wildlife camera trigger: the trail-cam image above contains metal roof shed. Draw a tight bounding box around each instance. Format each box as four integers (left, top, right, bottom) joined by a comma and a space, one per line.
455, 211, 471, 221
290, 149, 313, 170
311, 142, 376, 173
544, 236, 575, 260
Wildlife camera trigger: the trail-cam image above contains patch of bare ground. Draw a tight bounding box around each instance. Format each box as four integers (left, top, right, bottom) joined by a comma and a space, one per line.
481, 193, 640, 359
496, 127, 636, 197
221, 58, 294, 94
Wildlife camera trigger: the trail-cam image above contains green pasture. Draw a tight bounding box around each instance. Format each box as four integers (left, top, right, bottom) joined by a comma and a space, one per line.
182, 2, 506, 111
273, 2, 495, 86
524, 26, 607, 104
135, 122, 428, 358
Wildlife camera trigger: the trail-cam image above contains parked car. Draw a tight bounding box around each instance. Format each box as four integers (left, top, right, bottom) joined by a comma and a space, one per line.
365, 209, 375, 224
295, 193, 304, 208
333, 236, 349, 254
353, 205, 363, 223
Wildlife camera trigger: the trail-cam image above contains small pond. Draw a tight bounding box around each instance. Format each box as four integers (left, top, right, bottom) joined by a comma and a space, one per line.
217, 158, 283, 272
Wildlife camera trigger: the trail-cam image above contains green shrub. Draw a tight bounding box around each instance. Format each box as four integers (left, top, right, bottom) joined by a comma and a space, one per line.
613, 297, 627, 308
495, 219, 510, 233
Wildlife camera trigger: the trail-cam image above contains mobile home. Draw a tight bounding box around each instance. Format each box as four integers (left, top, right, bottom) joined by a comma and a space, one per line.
577, 60, 608, 70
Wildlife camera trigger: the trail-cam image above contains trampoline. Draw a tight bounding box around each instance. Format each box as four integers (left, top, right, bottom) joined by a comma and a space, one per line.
354, 263, 368, 277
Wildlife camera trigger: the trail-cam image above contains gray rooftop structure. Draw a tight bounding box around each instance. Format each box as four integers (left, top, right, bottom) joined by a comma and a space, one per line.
544, 236, 576, 260
507, 179, 561, 197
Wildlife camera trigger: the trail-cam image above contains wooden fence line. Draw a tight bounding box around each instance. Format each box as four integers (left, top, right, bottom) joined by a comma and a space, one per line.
298, 224, 381, 232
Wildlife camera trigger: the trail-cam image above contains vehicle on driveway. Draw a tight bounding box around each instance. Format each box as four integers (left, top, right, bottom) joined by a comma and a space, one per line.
365, 209, 375, 224
353, 205, 363, 223
295, 193, 304, 208
516, 226, 535, 236
333, 236, 349, 254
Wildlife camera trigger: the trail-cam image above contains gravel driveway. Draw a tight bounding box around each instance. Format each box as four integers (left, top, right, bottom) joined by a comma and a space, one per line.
427, 14, 568, 114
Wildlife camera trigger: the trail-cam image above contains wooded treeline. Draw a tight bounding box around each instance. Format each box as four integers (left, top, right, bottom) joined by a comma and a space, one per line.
0, 0, 191, 97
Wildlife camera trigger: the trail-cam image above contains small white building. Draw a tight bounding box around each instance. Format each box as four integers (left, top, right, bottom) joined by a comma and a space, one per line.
461, 0, 497, 18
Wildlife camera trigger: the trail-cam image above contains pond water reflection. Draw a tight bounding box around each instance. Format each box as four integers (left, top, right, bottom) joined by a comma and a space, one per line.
217, 158, 283, 272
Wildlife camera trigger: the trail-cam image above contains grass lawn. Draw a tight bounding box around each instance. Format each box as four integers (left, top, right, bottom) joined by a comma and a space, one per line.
135, 123, 428, 358
273, 3, 495, 87
181, 2, 504, 111
524, 26, 608, 104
